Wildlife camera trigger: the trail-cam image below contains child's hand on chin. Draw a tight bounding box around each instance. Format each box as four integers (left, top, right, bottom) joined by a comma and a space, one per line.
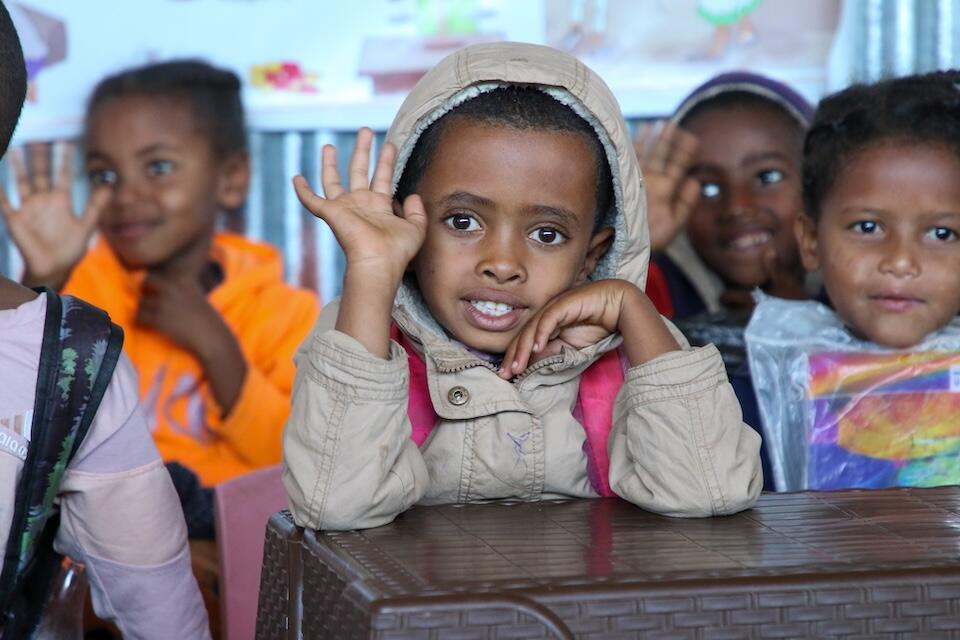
498, 279, 680, 380
292, 128, 427, 285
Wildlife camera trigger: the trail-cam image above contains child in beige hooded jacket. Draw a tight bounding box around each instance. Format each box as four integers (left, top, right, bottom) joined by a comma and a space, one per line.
283, 42, 762, 531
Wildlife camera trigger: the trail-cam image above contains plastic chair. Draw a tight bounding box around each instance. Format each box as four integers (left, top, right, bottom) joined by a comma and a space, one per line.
214, 464, 287, 640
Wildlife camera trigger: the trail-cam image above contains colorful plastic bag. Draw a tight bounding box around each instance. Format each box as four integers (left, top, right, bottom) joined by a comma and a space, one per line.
745, 294, 960, 491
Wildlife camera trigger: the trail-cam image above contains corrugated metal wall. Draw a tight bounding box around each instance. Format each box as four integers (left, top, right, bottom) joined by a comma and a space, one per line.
2, 1, 958, 302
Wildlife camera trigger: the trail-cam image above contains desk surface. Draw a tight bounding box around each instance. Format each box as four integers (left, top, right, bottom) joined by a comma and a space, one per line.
262, 488, 960, 639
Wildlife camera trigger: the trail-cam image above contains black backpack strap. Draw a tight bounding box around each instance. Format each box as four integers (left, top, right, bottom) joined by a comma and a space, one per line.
0, 289, 124, 637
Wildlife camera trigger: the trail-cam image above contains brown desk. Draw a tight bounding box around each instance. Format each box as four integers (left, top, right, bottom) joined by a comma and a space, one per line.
257, 488, 960, 639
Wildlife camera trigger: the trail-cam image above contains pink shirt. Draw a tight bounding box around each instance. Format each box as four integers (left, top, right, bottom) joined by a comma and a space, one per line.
0, 292, 210, 639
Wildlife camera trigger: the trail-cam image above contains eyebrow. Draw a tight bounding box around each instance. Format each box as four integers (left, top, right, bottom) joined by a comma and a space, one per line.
838, 207, 960, 219
741, 151, 791, 165
438, 191, 581, 226
86, 142, 179, 162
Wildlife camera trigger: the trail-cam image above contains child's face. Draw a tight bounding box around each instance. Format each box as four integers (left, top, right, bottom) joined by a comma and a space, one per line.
797, 141, 960, 348
682, 103, 803, 287
411, 118, 613, 354
85, 95, 246, 271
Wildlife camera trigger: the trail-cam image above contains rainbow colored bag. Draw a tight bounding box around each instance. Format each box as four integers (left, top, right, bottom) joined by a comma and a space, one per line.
746, 294, 960, 491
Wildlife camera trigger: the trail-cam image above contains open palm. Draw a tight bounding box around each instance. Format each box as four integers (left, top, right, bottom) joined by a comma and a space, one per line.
293, 129, 426, 281
0, 143, 108, 288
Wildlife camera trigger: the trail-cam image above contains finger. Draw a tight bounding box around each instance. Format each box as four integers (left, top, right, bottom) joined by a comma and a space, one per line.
29, 143, 51, 192
10, 148, 31, 201
370, 142, 396, 195
401, 194, 428, 240
319, 144, 344, 200
673, 176, 701, 225
632, 122, 650, 163
54, 142, 75, 191
648, 121, 677, 173
81, 184, 110, 233
293, 175, 331, 222
0, 189, 15, 221
662, 127, 700, 181
499, 337, 520, 379
348, 128, 374, 192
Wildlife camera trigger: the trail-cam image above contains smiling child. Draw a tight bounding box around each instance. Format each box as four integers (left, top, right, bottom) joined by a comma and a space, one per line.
746, 71, 960, 491
1, 61, 319, 502
283, 43, 762, 531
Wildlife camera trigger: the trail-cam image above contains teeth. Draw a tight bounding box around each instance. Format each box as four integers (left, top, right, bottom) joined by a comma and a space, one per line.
470, 300, 514, 316
729, 232, 772, 250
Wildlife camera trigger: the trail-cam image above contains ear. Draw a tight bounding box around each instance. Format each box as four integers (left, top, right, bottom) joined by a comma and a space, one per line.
216, 152, 251, 211
578, 227, 615, 282
794, 212, 820, 273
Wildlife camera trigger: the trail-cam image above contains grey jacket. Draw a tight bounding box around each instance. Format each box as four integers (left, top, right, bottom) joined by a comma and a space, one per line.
283, 42, 763, 531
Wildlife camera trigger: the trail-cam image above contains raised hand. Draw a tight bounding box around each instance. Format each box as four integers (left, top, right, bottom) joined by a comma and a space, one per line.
292, 128, 427, 284
498, 280, 679, 379
294, 128, 428, 359
719, 247, 808, 311
634, 121, 701, 252
0, 142, 110, 289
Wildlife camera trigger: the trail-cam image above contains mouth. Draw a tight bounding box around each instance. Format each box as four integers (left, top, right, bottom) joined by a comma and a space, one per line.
108, 219, 161, 241
723, 230, 774, 252
460, 290, 528, 332
868, 293, 926, 313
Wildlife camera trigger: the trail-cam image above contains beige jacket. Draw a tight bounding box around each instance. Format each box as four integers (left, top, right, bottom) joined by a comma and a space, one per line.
283, 42, 762, 531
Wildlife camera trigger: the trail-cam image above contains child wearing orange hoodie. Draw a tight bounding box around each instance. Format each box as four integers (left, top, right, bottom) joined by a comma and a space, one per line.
0, 61, 318, 531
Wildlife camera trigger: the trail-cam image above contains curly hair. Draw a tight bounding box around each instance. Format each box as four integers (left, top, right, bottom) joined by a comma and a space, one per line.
803, 70, 960, 218
86, 59, 247, 158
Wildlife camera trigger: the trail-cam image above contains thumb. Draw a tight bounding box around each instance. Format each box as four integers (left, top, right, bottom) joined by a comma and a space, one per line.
402, 194, 428, 239
81, 185, 110, 233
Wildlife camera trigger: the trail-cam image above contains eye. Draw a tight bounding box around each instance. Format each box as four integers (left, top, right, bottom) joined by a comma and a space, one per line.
529, 226, 567, 246
88, 168, 117, 186
146, 159, 175, 177
701, 182, 721, 199
757, 169, 785, 186
927, 226, 958, 242
444, 214, 480, 232
850, 220, 880, 234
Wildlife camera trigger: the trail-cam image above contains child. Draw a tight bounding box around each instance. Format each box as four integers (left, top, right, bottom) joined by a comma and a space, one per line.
642, 71, 814, 319
746, 71, 960, 491
1, 62, 319, 503
282, 42, 762, 531
0, 6, 209, 637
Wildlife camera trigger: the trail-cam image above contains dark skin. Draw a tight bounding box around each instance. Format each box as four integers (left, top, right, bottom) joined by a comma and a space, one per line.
681, 103, 808, 310
0, 276, 37, 312
0, 96, 252, 414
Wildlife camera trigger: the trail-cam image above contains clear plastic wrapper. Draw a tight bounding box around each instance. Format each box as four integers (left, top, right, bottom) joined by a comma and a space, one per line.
745, 293, 960, 491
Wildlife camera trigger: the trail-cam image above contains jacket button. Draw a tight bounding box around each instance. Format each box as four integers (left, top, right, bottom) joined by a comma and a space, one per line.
447, 386, 470, 406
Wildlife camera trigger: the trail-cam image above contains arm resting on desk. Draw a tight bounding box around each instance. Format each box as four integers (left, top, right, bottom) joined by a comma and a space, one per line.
283, 311, 429, 531
608, 343, 763, 517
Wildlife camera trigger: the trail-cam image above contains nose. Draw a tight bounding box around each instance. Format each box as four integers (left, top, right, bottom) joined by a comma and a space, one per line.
878, 235, 921, 278
476, 233, 526, 285
111, 177, 141, 210
721, 182, 756, 221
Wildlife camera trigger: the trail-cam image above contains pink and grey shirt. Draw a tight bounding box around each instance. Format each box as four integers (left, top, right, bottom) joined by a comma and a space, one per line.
0, 292, 209, 639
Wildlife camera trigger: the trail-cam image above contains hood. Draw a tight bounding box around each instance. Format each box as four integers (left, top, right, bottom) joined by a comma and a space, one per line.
665, 71, 813, 314
386, 41, 647, 345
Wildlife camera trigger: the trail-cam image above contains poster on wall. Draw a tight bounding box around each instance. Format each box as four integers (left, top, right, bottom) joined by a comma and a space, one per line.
10, 0, 841, 142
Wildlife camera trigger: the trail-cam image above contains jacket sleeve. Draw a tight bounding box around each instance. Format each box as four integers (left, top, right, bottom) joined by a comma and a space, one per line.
55, 356, 210, 640
282, 303, 430, 531
607, 338, 763, 517
204, 290, 319, 469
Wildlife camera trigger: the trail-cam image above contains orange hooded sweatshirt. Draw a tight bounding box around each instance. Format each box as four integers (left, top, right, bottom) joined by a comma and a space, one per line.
63, 232, 319, 486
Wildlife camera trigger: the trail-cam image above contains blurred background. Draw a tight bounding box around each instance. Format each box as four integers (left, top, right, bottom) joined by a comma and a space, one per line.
2, 0, 958, 302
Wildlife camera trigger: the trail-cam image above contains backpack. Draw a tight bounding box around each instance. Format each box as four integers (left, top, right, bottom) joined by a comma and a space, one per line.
390, 325, 624, 497
0, 290, 124, 638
